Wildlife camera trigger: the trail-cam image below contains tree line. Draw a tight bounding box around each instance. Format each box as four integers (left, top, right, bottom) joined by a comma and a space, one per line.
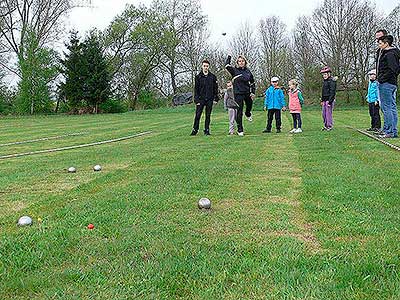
0, 0, 399, 115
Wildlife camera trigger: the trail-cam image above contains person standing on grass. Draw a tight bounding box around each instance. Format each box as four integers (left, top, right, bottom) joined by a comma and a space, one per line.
191, 60, 219, 136
376, 35, 400, 139
288, 79, 304, 134
225, 55, 256, 136
366, 69, 381, 132
263, 77, 286, 134
320, 66, 337, 131
223, 81, 239, 135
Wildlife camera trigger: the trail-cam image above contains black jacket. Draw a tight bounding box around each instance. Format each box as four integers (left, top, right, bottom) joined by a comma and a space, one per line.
377, 47, 400, 86
225, 56, 256, 95
321, 77, 337, 104
194, 71, 219, 104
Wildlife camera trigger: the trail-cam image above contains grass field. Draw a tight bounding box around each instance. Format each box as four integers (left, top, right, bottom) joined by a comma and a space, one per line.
1, 102, 399, 299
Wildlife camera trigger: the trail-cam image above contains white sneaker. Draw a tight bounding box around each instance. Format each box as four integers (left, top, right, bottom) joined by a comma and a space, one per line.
246, 116, 253, 122
295, 128, 303, 133
238, 132, 244, 136
289, 129, 296, 134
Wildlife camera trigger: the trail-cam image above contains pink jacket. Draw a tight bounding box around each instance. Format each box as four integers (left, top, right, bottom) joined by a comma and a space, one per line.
288, 89, 304, 114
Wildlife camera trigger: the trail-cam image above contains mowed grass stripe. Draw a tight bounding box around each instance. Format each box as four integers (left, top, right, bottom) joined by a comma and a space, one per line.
0, 108, 321, 299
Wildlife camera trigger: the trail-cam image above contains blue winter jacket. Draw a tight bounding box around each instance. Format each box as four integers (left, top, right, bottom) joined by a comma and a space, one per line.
264, 86, 286, 109
367, 80, 379, 103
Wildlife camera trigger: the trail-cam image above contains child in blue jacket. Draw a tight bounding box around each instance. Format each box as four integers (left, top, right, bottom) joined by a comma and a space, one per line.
366, 69, 381, 132
263, 77, 286, 133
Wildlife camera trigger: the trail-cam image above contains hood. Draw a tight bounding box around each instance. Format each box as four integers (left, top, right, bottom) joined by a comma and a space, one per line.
384, 47, 400, 58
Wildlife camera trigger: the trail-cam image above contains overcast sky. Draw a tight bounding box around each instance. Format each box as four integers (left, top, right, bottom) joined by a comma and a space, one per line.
67, 0, 400, 42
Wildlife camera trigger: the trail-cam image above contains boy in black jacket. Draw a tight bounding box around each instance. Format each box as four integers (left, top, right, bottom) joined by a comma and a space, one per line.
191, 60, 219, 136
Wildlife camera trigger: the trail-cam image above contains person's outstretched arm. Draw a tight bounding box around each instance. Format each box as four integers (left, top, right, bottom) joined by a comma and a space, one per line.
225, 56, 235, 77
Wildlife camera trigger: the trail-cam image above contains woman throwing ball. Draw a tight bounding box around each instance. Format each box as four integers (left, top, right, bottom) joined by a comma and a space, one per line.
225, 55, 256, 136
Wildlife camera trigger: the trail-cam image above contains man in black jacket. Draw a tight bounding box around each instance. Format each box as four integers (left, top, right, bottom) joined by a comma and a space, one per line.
191, 60, 219, 136
376, 35, 400, 138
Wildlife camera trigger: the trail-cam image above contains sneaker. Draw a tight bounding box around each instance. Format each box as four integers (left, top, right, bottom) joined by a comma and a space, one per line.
326, 127, 333, 131
190, 130, 198, 136
321, 127, 327, 131
366, 128, 374, 132
289, 129, 296, 134
262, 129, 271, 133
373, 130, 384, 135
295, 128, 303, 133
238, 132, 244, 136
276, 129, 281, 133
246, 115, 253, 122
204, 130, 211, 136
228, 132, 235, 135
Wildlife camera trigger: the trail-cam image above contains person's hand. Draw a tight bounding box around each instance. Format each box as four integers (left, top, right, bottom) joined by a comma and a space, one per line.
263, 107, 267, 111
327, 103, 331, 107
213, 101, 218, 105
196, 103, 201, 106
320, 102, 323, 106
282, 106, 287, 112
250, 93, 255, 101
375, 101, 379, 106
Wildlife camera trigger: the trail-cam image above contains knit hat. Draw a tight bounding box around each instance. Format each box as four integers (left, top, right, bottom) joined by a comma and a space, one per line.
271, 76, 279, 82
368, 69, 376, 75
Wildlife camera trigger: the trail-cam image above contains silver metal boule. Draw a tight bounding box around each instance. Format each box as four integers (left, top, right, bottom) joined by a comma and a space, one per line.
198, 198, 211, 209
18, 216, 33, 226
93, 165, 102, 172
68, 167, 76, 173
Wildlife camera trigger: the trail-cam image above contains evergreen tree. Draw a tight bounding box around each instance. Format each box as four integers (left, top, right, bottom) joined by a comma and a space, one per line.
82, 32, 111, 113
60, 31, 85, 111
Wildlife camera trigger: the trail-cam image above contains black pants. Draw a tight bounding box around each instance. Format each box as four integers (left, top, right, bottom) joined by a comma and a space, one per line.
266, 109, 282, 131
369, 102, 381, 129
291, 113, 302, 129
193, 101, 213, 132
235, 93, 253, 133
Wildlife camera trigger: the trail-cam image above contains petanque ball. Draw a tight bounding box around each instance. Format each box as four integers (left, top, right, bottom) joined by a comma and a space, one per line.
17, 216, 33, 226
198, 198, 211, 209
68, 167, 76, 173
93, 165, 102, 172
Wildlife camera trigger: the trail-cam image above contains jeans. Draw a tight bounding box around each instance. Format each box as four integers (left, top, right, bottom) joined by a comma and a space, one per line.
378, 83, 398, 137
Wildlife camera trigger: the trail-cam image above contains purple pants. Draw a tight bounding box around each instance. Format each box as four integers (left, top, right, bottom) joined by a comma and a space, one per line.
322, 101, 335, 129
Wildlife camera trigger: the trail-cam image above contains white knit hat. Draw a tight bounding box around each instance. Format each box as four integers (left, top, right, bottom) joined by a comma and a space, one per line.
271, 76, 279, 82
368, 69, 376, 75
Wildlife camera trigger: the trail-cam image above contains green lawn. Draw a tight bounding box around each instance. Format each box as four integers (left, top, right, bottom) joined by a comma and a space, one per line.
0, 103, 399, 299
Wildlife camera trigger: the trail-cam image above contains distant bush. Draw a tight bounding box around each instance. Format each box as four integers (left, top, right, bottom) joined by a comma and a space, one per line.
99, 98, 129, 113
136, 91, 170, 110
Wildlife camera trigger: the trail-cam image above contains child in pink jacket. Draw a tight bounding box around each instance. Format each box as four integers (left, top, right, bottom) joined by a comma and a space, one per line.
288, 79, 304, 133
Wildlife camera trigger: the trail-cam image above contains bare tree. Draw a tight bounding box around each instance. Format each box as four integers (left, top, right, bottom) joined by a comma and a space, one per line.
258, 16, 292, 91
229, 21, 259, 66
349, 1, 383, 102
383, 4, 400, 46
151, 0, 206, 95
0, 0, 89, 76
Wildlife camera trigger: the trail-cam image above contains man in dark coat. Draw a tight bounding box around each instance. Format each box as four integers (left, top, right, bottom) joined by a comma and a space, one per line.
191, 60, 219, 136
